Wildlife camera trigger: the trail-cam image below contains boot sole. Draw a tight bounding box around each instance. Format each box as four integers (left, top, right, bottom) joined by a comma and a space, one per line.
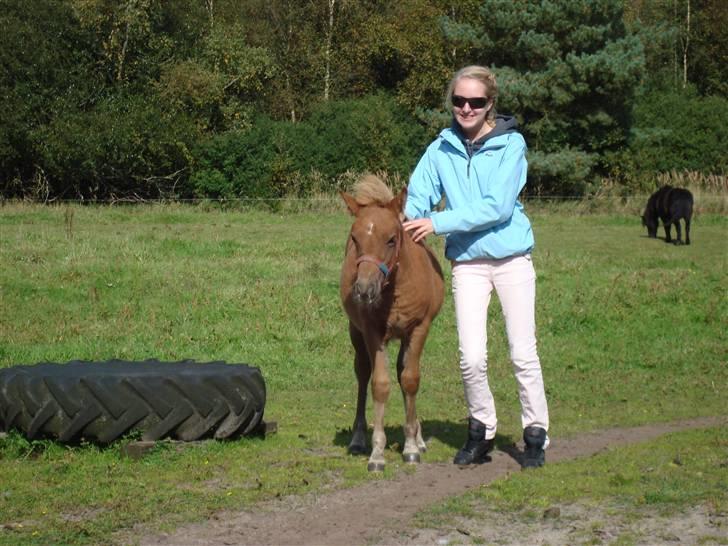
454, 453, 492, 465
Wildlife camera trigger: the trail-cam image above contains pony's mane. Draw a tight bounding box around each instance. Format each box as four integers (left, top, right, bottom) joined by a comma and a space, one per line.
352, 174, 394, 206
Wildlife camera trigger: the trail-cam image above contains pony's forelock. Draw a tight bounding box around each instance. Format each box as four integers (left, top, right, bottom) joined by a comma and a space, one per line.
352, 175, 394, 206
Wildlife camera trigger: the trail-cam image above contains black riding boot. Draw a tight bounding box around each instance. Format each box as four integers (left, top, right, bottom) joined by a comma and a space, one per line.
522, 426, 547, 468
453, 417, 494, 465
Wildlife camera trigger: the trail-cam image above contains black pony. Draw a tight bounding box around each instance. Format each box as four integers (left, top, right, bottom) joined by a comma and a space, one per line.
642, 186, 693, 245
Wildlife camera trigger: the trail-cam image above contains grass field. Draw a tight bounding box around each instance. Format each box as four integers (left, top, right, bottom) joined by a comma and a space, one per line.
0, 202, 726, 544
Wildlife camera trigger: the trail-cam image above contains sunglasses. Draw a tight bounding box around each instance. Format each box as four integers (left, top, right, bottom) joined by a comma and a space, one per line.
451, 95, 489, 109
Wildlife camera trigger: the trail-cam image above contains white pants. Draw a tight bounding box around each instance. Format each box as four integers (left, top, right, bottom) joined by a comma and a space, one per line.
452, 254, 549, 441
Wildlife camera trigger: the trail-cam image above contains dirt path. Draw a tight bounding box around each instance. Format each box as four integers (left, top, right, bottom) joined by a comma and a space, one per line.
138, 416, 725, 546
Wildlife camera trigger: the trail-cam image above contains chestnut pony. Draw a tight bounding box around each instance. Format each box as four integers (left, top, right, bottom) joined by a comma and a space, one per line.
340, 175, 444, 471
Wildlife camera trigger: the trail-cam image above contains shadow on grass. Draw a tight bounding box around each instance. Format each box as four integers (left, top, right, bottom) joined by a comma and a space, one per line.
332, 419, 521, 463
641, 233, 689, 245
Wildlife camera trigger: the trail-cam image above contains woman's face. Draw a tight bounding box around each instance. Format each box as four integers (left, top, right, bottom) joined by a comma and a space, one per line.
452, 77, 492, 138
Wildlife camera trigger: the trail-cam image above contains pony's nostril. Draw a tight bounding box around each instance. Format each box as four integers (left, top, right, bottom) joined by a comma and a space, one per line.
353, 280, 365, 296
353, 278, 380, 304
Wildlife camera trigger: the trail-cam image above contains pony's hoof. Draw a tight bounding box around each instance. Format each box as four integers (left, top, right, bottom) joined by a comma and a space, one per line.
402, 452, 420, 464
348, 444, 367, 456
367, 462, 385, 472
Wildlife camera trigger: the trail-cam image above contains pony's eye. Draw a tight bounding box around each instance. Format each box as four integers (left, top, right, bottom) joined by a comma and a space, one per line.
387, 237, 396, 247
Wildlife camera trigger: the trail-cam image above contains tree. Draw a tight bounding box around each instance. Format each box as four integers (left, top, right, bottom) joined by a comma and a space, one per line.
443, 0, 645, 195
158, 23, 275, 132
687, 0, 728, 96
624, 0, 727, 96
0, 0, 98, 196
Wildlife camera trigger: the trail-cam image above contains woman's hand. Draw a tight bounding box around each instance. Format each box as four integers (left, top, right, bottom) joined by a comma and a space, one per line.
403, 218, 435, 243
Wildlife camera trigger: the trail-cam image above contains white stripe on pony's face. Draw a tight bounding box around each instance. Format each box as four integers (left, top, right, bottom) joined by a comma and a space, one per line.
366, 222, 374, 235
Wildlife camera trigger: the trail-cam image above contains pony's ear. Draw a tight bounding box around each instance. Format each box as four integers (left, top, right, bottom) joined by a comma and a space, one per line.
340, 191, 360, 216
390, 187, 408, 221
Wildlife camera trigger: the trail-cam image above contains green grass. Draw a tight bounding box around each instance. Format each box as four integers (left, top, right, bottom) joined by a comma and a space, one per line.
0, 203, 726, 544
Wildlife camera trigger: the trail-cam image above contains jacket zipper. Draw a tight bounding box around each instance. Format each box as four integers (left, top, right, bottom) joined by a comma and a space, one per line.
465, 139, 473, 179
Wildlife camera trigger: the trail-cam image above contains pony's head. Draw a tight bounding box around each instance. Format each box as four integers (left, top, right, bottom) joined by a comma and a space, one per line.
341, 175, 407, 306
641, 213, 658, 237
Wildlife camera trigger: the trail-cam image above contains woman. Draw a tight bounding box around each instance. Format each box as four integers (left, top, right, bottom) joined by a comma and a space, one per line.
403, 65, 549, 468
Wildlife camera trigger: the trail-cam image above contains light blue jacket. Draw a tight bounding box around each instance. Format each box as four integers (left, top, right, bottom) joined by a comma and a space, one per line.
405, 116, 534, 262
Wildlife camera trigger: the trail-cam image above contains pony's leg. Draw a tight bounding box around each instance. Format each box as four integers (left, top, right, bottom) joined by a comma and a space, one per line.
673, 218, 683, 244
663, 220, 673, 243
368, 341, 390, 472
348, 323, 370, 455
685, 217, 691, 245
397, 322, 431, 463
399, 342, 426, 453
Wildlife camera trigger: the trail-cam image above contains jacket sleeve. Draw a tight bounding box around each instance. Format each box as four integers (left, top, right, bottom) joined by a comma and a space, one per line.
404, 145, 444, 220
430, 134, 527, 234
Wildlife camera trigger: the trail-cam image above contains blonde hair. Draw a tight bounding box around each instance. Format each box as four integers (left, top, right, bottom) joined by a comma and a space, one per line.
352, 174, 393, 205
445, 65, 498, 122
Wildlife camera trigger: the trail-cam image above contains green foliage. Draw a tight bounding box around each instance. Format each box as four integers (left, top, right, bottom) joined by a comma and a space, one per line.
157, 30, 275, 134
305, 93, 429, 178
0, 0, 98, 189
689, 0, 728, 97
443, 0, 645, 195
32, 93, 197, 200
603, 87, 728, 189
1, 0, 725, 200
630, 88, 728, 174
527, 149, 597, 196
191, 117, 288, 200
625, 0, 728, 97
191, 93, 428, 199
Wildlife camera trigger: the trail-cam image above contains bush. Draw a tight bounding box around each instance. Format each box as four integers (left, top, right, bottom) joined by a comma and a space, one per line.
628, 88, 728, 175
190, 93, 428, 199
527, 148, 597, 197
305, 93, 428, 179
190, 116, 305, 200
32, 93, 198, 200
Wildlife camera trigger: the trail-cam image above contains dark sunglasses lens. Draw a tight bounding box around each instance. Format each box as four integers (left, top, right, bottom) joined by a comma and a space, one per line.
452, 95, 488, 109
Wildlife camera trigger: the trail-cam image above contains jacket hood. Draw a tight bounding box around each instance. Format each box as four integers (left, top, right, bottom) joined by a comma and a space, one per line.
451, 114, 519, 145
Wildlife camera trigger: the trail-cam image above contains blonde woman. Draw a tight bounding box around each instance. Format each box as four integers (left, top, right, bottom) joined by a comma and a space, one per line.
403, 65, 550, 468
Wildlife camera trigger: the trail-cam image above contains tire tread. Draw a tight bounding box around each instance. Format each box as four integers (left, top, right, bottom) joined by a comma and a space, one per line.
0, 360, 266, 443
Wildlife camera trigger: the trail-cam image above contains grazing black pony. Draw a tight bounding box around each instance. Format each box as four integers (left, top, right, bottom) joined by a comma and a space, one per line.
642, 186, 693, 245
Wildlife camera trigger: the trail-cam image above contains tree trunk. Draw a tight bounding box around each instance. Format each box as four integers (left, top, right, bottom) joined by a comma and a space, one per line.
324, 0, 335, 100
205, 0, 214, 28
682, 0, 690, 88
673, 0, 678, 88
117, 19, 130, 81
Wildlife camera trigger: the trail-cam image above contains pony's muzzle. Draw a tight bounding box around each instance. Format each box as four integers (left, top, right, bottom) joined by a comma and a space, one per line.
353, 276, 382, 305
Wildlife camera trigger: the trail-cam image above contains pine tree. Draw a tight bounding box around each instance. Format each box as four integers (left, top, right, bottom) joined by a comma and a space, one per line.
444, 0, 645, 195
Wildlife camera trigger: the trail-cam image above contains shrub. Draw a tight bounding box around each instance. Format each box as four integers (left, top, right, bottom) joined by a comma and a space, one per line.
32, 93, 197, 200
190, 93, 428, 199
305, 92, 428, 180
629, 88, 728, 175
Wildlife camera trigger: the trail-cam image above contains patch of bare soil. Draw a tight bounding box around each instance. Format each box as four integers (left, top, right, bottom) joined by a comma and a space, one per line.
377, 502, 727, 545
135, 416, 725, 546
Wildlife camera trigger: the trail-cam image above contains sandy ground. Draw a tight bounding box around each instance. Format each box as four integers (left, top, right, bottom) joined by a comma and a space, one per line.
134, 416, 726, 546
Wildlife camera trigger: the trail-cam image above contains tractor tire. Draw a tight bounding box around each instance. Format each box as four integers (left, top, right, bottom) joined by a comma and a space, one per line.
0, 359, 266, 443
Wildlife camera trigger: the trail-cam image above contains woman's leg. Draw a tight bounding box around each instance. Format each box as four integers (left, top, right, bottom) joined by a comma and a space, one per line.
452, 260, 497, 440
493, 255, 549, 435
